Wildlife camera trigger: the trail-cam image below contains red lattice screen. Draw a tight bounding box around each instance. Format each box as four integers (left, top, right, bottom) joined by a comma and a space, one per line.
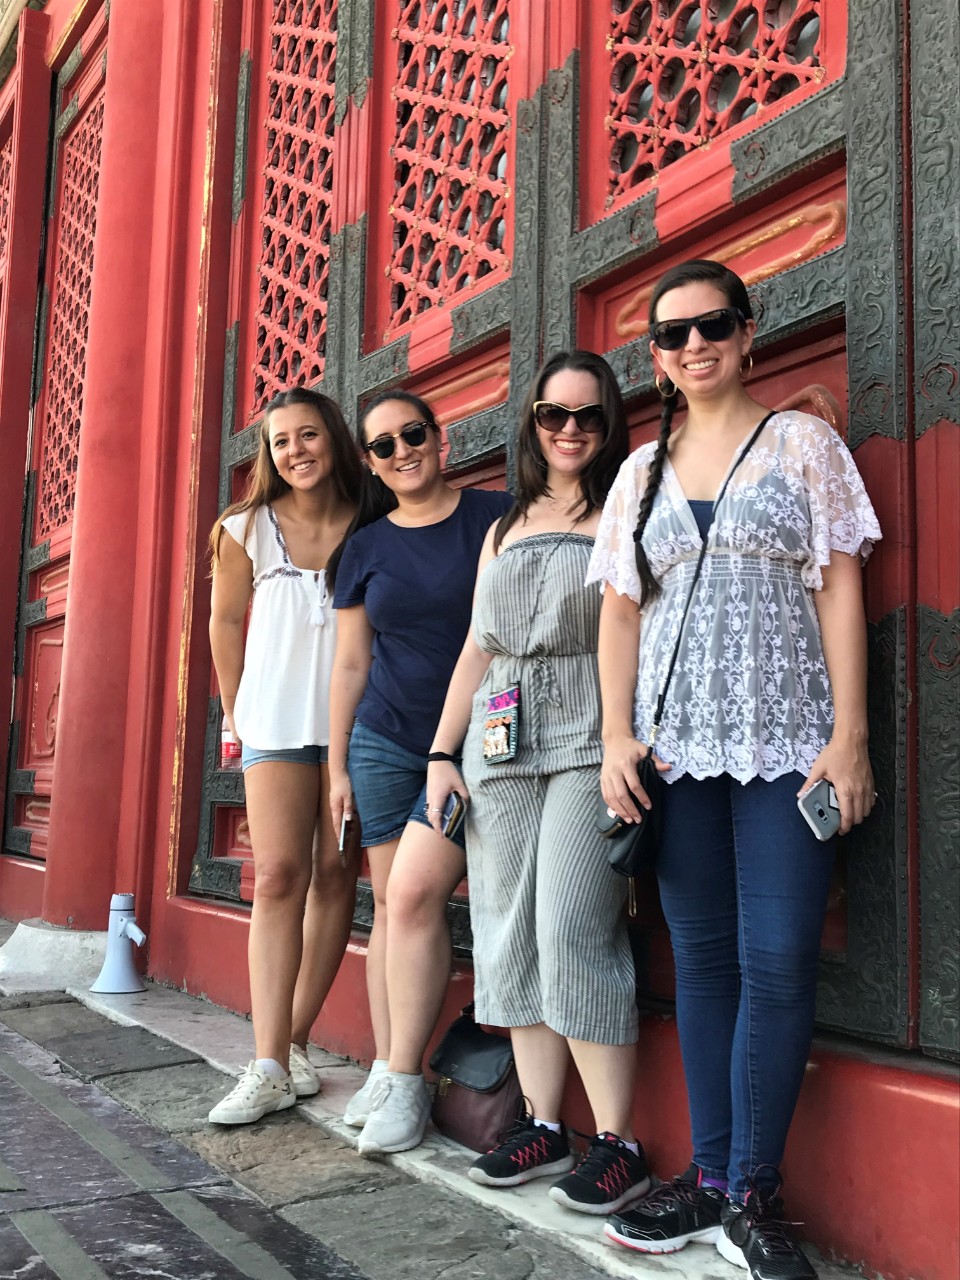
248, 0, 338, 421
383, 0, 513, 338
0, 135, 12, 276
35, 93, 105, 541
607, 0, 823, 201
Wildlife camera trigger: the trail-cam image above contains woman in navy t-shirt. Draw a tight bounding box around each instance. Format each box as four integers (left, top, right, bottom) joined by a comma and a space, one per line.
328, 389, 511, 1154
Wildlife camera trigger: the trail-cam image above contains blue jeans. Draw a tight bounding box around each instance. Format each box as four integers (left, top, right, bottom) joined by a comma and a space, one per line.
347, 720, 467, 850
657, 771, 835, 1201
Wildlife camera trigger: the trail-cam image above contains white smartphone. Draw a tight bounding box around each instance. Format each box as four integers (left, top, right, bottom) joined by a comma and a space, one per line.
797, 779, 841, 841
338, 812, 351, 864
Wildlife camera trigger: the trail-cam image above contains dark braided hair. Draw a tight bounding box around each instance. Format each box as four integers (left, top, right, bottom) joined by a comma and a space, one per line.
634, 260, 753, 606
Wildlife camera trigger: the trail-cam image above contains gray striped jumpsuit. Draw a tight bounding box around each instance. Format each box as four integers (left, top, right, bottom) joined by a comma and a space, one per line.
461, 533, 637, 1045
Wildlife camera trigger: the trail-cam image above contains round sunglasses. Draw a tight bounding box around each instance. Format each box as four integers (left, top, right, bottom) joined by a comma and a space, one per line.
650, 307, 746, 351
363, 420, 432, 459
533, 401, 606, 433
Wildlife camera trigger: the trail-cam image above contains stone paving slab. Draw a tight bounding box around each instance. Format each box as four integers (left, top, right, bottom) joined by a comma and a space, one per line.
0, 1018, 371, 1280
0, 1000, 116, 1041
184, 1109, 407, 1208
0, 991, 73, 1013
102, 1058, 240, 1132
40, 1025, 202, 1078
284, 1181, 617, 1280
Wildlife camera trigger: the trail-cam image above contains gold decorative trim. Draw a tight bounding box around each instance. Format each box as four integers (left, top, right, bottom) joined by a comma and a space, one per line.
168, 0, 224, 896
616, 200, 846, 339
433, 359, 510, 426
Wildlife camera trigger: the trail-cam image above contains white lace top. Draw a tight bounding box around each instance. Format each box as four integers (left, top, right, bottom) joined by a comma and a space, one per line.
586, 411, 882, 784
221, 505, 336, 750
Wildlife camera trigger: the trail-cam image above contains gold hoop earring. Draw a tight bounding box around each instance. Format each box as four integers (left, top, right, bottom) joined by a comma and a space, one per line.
655, 374, 676, 399
741, 353, 754, 380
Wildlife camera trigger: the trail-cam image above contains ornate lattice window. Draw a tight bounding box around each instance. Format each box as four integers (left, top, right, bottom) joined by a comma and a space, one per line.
607, 0, 823, 200
384, 0, 513, 338
0, 135, 12, 276
35, 94, 105, 540
249, 0, 338, 420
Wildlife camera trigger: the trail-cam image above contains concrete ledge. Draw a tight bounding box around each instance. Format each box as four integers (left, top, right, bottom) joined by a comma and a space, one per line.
0, 918, 106, 993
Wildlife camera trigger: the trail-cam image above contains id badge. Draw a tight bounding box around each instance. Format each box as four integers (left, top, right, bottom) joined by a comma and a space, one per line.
482, 684, 520, 763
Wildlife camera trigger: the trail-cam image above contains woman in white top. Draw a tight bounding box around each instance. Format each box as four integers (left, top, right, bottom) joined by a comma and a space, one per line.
206, 387, 362, 1126
592, 261, 880, 1279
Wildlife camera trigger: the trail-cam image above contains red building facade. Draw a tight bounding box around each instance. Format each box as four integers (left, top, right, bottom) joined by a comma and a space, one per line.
0, 3, 957, 1276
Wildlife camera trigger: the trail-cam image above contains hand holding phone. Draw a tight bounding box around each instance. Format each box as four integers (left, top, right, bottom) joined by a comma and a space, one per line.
338, 811, 352, 865
441, 791, 468, 841
797, 779, 841, 841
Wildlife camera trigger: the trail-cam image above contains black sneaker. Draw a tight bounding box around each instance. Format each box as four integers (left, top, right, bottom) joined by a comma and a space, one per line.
468, 1115, 573, 1187
605, 1163, 725, 1253
718, 1171, 817, 1280
548, 1131, 651, 1215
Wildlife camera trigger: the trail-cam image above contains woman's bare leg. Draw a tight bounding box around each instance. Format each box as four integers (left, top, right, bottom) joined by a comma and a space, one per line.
290, 762, 361, 1047
244, 761, 318, 1067
511, 1023, 570, 1122
567, 1038, 637, 1140
364, 839, 400, 1060
385, 821, 466, 1074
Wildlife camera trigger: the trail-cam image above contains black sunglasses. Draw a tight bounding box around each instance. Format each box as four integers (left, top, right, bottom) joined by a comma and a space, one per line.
363, 421, 432, 459
650, 307, 746, 351
533, 401, 606, 433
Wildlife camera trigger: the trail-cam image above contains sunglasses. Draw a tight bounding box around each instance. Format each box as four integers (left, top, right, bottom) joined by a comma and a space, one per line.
650, 307, 746, 351
363, 421, 432, 459
533, 401, 606, 433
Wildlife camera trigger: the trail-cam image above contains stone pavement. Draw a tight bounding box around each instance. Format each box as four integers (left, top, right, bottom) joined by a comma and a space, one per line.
0, 991, 616, 1280
0, 917, 855, 1280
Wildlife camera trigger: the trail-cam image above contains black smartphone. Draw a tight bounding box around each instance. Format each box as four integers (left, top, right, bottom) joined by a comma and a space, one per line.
441, 791, 468, 840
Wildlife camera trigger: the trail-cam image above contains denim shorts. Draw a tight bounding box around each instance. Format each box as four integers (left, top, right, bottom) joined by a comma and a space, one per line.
241, 743, 329, 772
347, 720, 466, 850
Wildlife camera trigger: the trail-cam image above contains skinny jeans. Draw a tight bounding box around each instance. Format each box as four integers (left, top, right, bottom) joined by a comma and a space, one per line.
657, 771, 835, 1201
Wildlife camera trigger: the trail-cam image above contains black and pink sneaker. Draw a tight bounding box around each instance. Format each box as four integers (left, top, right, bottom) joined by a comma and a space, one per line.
605, 1163, 725, 1253
468, 1115, 573, 1187
549, 1132, 651, 1215
718, 1169, 818, 1280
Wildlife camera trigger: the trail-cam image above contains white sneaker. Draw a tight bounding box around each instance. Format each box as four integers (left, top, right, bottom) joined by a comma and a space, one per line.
288, 1044, 321, 1098
357, 1071, 431, 1155
343, 1059, 389, 1127
208, 1062, 296, 1125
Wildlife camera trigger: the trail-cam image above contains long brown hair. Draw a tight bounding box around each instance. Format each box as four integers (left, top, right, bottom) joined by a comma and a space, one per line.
209, 387, 362, 570
494, 350, 629, 550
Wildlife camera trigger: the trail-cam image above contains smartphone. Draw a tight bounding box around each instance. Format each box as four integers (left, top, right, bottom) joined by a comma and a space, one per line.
338, 812, 352, 865
441, 791, 468, 840
797, 779, 841, 841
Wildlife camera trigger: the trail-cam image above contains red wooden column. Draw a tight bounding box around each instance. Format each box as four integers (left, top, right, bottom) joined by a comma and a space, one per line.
41, 2, 163, 929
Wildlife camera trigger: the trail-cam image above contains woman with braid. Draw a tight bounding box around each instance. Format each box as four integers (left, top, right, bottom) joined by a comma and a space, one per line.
589, 261, 880, 1279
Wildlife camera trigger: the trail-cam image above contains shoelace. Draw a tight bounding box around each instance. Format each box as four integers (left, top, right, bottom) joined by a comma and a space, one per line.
740, 1167, 803, 1257
645, 1177, 704, 1209
573, 1135, 631, 1180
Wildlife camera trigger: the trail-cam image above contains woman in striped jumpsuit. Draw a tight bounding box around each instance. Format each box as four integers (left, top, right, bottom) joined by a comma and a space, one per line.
425, 350, 651, 1221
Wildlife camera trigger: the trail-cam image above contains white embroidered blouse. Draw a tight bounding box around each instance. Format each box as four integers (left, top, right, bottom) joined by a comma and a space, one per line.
586, 411, 882, 784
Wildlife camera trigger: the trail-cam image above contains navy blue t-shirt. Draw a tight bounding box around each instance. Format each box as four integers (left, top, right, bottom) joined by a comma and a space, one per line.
333, 488, 513, 755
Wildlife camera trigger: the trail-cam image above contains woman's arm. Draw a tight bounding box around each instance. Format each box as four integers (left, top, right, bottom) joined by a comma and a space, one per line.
598, 587, 662, 822
328, 604, 374, 831
209, 531, 253, 743
805, 550, 875, 834
424, 523, 499, 828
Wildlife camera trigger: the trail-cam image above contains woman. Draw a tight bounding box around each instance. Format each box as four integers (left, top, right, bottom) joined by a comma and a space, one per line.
425, 351, 649, 1217
207, 387, 363, 1125
328, 389, 511, 1154
591, 261, 880, 1277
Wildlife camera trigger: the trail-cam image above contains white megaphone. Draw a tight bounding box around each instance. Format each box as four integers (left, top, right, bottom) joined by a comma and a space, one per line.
90, 893, 147, 993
